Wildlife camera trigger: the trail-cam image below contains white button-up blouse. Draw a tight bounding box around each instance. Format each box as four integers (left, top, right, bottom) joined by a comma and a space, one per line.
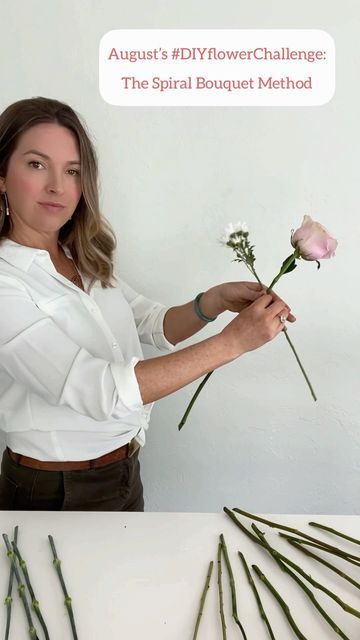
0, 238, 175, 461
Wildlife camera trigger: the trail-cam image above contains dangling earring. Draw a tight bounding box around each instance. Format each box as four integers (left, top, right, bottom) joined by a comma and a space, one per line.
1, 191, 10, 216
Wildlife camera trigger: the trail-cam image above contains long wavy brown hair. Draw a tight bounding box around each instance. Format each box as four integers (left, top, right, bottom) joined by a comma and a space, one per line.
0, 96, 118, 289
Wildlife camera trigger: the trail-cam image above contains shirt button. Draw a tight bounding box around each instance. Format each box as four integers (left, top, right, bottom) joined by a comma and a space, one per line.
112, 341, 119, 349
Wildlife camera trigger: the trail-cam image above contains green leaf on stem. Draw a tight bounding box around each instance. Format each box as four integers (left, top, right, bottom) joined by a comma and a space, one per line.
280, 253, 297, 275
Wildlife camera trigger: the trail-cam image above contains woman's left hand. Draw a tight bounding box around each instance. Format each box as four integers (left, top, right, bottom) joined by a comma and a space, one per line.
202, 281, 296, 322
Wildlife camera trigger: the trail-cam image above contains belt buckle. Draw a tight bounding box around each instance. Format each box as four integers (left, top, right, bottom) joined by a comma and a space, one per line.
128, 438, 140, 458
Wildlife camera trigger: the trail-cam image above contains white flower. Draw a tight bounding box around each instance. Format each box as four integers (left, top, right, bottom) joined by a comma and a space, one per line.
219, 221, 248, 244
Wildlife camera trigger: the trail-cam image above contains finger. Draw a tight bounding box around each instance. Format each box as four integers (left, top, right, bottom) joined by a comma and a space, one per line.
280, 302, 296, 322
266, 292, 296, 320
251, 293, 274, 309
266, 298, 290, 318
243, 282, 266, 292
244, 287, 267, 302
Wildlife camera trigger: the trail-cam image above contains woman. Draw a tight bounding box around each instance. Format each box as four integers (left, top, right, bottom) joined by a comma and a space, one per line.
0, 97, 295, 511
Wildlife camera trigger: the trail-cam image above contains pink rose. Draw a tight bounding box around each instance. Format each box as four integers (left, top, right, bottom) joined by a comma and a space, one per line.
291, 215, 338, 260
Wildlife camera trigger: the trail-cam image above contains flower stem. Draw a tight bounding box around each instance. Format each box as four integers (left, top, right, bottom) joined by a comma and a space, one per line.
285, 537, 360, 592
2, 534, 39, 639
4, 525, 18, 640
192, 560, 214, 640
48, 535, 78, 640
252, 565, 308, 639
238, 552, 276, 639
12, 540, 50, 640
230, 506, 360, 563
223, 510, 353, 639
220, 534, 247, 638
178, 371, 213, 430
278, 534, 360, 567
217, 541, 227, 640
267, 249, 299, 291
252, 524, 360, 623
281, 328, 317, 401
308, 521, 360, 546
252, 261, 317, 403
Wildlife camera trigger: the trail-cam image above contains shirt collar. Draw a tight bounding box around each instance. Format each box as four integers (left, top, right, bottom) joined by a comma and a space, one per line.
0, 237, 73, 272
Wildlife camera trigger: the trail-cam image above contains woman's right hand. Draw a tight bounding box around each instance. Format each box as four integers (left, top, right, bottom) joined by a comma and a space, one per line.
219, 293, 291, 361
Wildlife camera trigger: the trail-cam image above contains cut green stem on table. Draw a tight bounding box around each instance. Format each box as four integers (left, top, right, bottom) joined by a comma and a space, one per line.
224, 509, 354, 639
285, 537, 360, 592
224, 507, 267, 547
252, 564, 309, 640
224, 507, 360, 626
220, 534, 247, 639
4, 525, 18, 640
12, 540, 50, 640
2, 534, 39, 640
192, 560, 214, 640
308, 521, 360, 546
278, 533, 360, 567
217, 541, 227, 640
48, 534, 78, 640
254, 529, 351, 640
238, 551, 276, 640
231, 507, 360, 563
252, 524, 359, 629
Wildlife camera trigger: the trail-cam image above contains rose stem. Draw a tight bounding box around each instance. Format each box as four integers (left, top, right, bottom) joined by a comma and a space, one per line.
278, 534, 360, 567
285, 537, 360, 591
266, 250, 299, 292
250, 260, 317, 401
252, 564, 308, 640
252, 524, 360, 623
178, 371, 213, 430
238, 551, 276, 639
192, 560, 214, 640
219, 534, 247, 638
281, 329, 317, 401
4, 525, 18, 640
12, 539, 50, 639
217, 541, 227, 639
231, 507, 360, 563
2, 534, 39, 639
308, 522, 360, 546
48, 535, 78, 640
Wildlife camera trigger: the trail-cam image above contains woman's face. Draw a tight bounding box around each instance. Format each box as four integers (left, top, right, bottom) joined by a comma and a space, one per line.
0, 122, 82, 242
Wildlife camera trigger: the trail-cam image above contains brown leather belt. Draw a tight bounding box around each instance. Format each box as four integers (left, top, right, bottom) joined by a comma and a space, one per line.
7, 439, 140, 471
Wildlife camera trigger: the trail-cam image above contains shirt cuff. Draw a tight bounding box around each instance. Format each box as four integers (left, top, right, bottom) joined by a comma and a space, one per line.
151, 306, 176, 352
110, 356, 144, 414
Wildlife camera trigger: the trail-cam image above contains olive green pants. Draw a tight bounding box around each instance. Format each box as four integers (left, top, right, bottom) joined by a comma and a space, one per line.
0, 446, 144, 511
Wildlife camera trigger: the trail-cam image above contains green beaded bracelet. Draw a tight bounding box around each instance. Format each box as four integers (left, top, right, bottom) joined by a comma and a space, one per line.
194, 292, 218, 323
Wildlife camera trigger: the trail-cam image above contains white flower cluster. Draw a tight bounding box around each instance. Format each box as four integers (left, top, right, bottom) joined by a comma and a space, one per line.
219, 221, 248, 245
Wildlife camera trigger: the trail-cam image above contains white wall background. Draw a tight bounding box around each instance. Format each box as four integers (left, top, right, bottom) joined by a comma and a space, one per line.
1, 0, 359, 513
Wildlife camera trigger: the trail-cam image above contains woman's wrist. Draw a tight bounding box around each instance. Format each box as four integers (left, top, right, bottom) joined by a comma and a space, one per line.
196, 286, 224, 319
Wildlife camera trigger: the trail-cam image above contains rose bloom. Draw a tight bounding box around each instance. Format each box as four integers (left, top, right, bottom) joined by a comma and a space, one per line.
291, 215, 338, 260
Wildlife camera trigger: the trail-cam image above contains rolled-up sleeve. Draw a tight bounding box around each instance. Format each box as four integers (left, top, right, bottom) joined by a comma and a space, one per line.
0, 277, 144, 422
118, 278, 176, 352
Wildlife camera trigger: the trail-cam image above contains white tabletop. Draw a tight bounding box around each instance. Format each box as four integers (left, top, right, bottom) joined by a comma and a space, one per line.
0, 511, 359, 639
